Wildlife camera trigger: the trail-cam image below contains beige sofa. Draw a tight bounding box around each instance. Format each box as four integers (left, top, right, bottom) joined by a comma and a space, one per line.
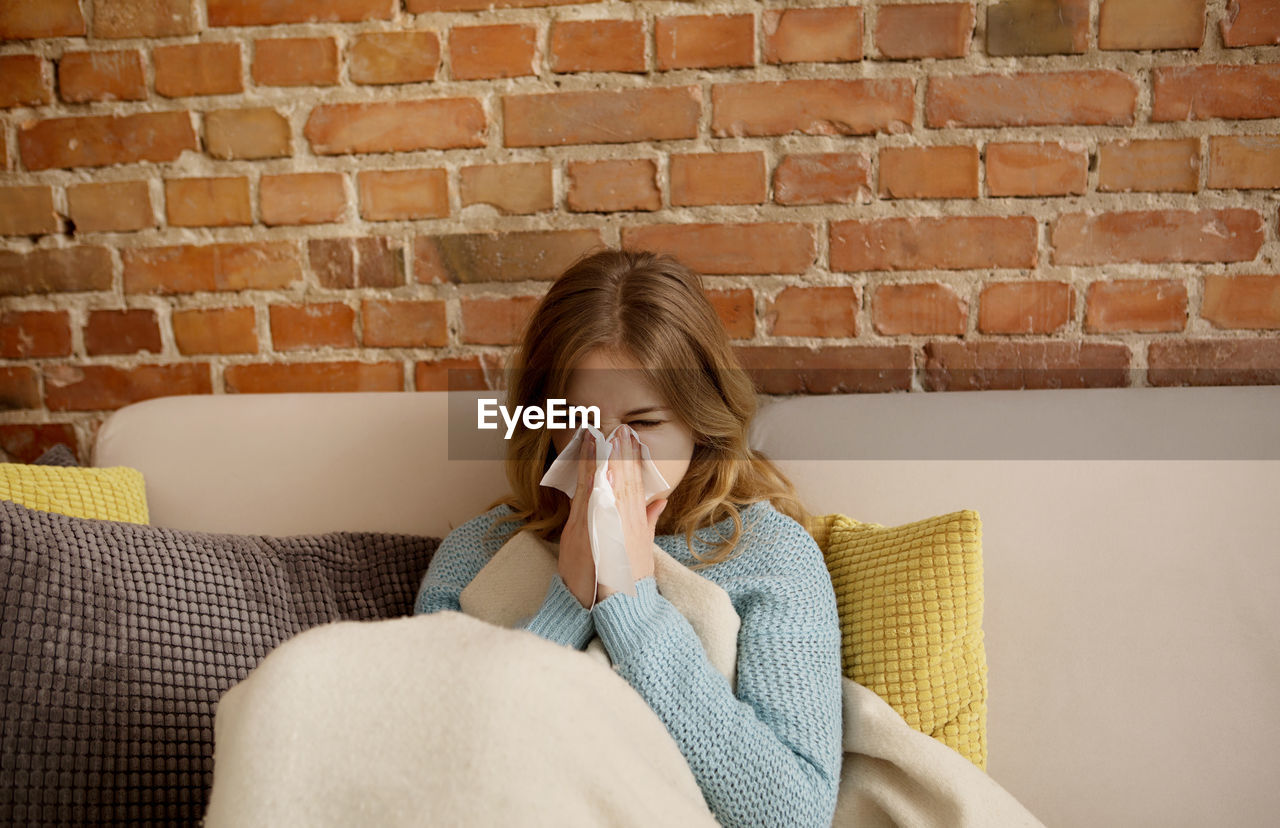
93, 384, 1280, 827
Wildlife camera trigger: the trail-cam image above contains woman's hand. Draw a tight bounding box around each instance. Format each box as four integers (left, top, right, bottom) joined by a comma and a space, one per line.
596, 425, 669, 602
557, 430, 600, 609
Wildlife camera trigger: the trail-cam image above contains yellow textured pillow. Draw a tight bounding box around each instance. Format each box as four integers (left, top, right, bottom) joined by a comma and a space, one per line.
811, 509, 987, 770
0, 463, 149, 524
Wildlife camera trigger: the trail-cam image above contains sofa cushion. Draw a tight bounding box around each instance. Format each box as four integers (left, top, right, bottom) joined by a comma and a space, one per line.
0, 498, 440, 824
811, 509, 987, 770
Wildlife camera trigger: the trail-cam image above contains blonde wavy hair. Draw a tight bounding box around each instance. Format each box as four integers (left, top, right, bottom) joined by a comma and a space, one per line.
481, 248, 813, 571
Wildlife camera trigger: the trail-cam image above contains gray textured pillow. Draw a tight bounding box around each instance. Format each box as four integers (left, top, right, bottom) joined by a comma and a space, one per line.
0, 498, 441, 825
32, 444, 79, 467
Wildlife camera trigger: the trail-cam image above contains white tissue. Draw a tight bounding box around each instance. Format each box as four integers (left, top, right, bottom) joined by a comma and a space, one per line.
539, 424, 671, 605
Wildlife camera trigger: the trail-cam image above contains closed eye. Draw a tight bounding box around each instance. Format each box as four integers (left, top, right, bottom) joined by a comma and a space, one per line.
630, 420, 663, 428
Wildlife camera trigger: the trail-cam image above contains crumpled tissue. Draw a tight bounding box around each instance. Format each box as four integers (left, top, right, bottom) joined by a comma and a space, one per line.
539, 424, 670, 606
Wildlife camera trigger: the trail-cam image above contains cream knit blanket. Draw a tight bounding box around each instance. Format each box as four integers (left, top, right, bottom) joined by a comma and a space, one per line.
202, 530, 1045, 827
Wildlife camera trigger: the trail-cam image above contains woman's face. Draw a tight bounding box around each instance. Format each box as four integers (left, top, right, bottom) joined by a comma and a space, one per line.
550, 347, 695, 501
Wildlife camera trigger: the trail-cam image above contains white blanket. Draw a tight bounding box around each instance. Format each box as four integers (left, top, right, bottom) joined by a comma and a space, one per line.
203, 530, 1045, 827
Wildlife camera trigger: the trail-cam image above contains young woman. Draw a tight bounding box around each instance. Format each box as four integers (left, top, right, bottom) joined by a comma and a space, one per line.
415, 249, 843, 827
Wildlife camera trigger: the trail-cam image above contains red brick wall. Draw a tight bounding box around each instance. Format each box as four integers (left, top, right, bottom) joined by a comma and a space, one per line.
2, 0, 1279, 462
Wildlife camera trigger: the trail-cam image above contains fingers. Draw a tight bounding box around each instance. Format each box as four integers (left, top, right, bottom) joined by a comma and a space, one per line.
572, 430, 595, 514
607, 425, 640, 493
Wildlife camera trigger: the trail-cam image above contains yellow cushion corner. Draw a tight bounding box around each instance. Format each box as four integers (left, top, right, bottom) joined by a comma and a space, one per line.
0, 463, 150, 525
815, 509, 987, 770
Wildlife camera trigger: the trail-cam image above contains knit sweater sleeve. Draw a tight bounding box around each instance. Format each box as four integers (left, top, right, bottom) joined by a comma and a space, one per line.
413, 506, 594, 650
589, 508, 844, 828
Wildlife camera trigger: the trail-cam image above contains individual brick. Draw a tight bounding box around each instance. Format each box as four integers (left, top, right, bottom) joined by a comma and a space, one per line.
413, 230, 604, 283
0, 186, 57, 235
358, 169, 449, 221
1097, 138, 1200, 193
459, 296, 541, 345
1084, 279, 1188, 333
93, 0, 197, 38
926, 71, 1138, 127
0, 423, 81, 464
764, 7, 862, 64
876, 3, 974, 59
460, 163, 552, 215
0, 55, 51, 108
986, 141, 1088, 197
450, 24, 537, 80
549, 19, 645, 73
123, 242, 301, 294
172, 307, 258, 355
656, 14, 754, 70
309, 237, 404, 289
57, 50, 146, 103
1050, 209, 1263, 265
1148, 338, 1280, 386
305, 99, 485, 154
0, 311, 72, 358
153, 42, 243, 97
1152, 64, 1280, 120
504, 87, 699, 147
1221, 0, 1280, 46
348, 31, 440, 84
0, 247, 113, 295
362, 299, 448, 348
986, 0, 1089, 56
269, 302, 357, 350
204, 108, 291, 160
223, 362, 402, 394
707, 288, 755, 339
208, 0, 394, 26
66, 181, 155, 233
83, 309, 163, 355
45, 364, 213, 411
831, 217, 1038, 271
1208, 135, 1280, 189
0, 367, 41, 410
977, 281, 1075, 334
0, 1, 85, 38
766, 286, 858, 337
414, 355, 495, 392
253, 37, 340, 87
260, 172, 347, 226
712, 79, 914, 137
566, 159, 661, 213
733, 345, 914, 394
1201, 274, 1280, 329
923, 340, 1131, 390
872, 283, 968, 336
165, 177, 252, 227
1099, 0, 1206, 50
19, 112, 197, 170
407, 0, 595, 8
669, 152, 766, 207
621, 223, 815, 275
773, 152, 872, 205
879, 145, 979, 199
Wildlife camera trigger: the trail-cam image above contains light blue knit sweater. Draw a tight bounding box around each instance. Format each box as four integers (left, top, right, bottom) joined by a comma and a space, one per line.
413, 499, 843, 828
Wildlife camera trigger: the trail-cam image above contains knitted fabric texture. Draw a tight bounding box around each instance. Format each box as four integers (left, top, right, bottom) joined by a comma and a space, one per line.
816, 510, 988, 770
0, 463, 149, 524
415, 500, 843, 828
